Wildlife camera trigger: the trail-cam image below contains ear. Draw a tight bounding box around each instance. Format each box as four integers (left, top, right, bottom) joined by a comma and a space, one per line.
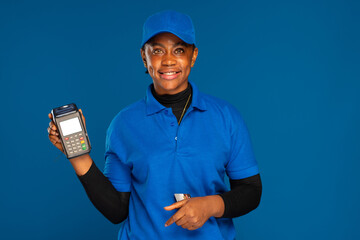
140, 48, 147, 67
191, 47, 199, 67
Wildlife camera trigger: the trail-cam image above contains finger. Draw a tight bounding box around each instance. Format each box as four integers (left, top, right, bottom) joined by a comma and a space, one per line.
49, 117, 57, 127
165, 208, 186, 227
174, 215, 188, 226
49, 122, 57, 131
48, 113, 57, 129
164, 199, 188, 211
49, 135, 60, 143
79, 109, 86, 126
187, 226, 198, 231
49, 135, 61, 144
48, 127, 59, 136
181, 222, 194, 230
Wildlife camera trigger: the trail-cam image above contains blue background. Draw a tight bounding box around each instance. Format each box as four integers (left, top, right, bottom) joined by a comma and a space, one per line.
1, 0, 359, 239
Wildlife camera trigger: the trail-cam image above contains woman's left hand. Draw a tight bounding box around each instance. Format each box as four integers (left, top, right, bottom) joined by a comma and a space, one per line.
164, 195, 224, 231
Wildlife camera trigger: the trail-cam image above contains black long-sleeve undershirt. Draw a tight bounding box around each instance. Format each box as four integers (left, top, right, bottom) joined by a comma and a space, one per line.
219, 174, 262, 218
78, 162, 129, 224
78, 162, 261, 223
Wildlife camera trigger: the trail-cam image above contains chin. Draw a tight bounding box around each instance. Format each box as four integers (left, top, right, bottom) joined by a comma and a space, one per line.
162, 81, 179, 88
156, 80, 187, 94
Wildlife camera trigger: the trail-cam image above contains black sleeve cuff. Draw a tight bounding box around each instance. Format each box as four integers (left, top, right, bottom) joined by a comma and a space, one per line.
218, 174, 262, 218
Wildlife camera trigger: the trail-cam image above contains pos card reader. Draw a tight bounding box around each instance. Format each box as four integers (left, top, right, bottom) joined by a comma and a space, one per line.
51, 103, 91, 159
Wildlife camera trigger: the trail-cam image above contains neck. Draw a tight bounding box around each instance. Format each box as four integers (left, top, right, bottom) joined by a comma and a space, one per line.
153, 81, 189, 96
151, 83, 191, 106
151, 83, 192, 124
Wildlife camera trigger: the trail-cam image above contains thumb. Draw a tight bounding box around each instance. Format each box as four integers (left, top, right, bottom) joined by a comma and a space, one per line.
164, 200, 188, 211
79, 109, 86, 127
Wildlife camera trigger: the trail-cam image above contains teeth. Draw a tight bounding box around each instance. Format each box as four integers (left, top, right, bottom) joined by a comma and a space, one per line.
162, 72, 177, 75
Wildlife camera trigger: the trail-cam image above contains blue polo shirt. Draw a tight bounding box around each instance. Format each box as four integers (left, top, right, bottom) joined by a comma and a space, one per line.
104, 81, 259, 240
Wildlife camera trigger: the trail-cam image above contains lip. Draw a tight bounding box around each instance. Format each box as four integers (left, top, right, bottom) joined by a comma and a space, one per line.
160, 72, 181, 80
158, 69, 181, 80
158, 69, 181, 73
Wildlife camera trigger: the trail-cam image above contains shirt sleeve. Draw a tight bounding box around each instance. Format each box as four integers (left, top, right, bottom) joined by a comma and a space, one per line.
225, 105, 259, 180
78, 161, 130, 224
103, 116, 132, 192
218, 174, 262, 218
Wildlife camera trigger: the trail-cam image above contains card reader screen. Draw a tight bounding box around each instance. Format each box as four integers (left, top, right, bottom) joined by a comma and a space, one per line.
59, 117, 82, 136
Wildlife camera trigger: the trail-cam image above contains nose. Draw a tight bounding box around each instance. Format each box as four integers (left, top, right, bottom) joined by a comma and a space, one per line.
161, 52, 177, 66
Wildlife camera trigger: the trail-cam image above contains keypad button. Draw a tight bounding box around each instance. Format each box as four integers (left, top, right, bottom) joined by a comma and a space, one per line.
79, 133, 83, 136
69, 148, 72, 150
70, 151, 73, 154
80, 140, 85, 144
80, 137, 84, 140
65, 137, 69, 141
72, 144, 75, 146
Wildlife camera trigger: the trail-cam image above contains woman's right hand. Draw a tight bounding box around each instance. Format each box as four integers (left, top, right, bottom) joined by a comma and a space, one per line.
47, 109, 86, 154
47, 113, 64, 153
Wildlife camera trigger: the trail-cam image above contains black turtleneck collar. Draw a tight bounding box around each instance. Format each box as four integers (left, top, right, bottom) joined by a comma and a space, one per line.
151, 83, 193, 123
151, 83, 192, 107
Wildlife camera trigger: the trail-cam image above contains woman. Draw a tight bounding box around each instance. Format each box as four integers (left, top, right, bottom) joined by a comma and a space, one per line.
47, 10, 262, 240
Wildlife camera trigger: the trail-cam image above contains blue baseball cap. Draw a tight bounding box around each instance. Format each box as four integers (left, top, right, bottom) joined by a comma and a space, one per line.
141, 10, 196, 48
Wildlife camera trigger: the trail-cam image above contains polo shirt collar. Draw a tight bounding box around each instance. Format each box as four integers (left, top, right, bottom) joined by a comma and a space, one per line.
145, 81, 207, 116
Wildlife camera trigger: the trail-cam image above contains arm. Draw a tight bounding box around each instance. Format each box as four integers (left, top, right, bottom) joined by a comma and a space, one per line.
78, 161, 130, 224
219, 173, 262, 218
47, 112, 130, 224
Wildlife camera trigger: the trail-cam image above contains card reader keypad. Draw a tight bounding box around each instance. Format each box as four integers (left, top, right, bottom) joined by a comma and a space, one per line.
64, 133, 87, 154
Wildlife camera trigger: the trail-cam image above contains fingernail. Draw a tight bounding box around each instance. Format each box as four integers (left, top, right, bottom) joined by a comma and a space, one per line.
165, 224, 168, 227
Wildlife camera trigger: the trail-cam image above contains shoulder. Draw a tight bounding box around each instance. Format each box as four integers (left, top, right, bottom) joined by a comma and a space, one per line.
199, 91, 247, 133
107, 98, 146, 132
200, 92, 243, 119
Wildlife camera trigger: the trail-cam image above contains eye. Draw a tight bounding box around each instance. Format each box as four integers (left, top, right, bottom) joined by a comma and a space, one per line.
175, 48, 185, 54
153, 49, 163, 54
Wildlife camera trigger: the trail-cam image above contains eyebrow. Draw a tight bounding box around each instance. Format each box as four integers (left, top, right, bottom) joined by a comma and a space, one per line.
149, 41, 188, 48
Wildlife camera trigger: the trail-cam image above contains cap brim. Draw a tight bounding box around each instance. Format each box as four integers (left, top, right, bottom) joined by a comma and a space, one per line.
141, 30, 195, 47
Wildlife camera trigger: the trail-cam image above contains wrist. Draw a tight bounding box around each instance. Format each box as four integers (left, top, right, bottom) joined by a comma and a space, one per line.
68, 154, 93, 176
206, 195, 225, 218
68, 153, 90, 163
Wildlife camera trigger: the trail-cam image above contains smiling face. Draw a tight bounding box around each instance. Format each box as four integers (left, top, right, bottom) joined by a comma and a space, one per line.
140, 32, 198, 95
